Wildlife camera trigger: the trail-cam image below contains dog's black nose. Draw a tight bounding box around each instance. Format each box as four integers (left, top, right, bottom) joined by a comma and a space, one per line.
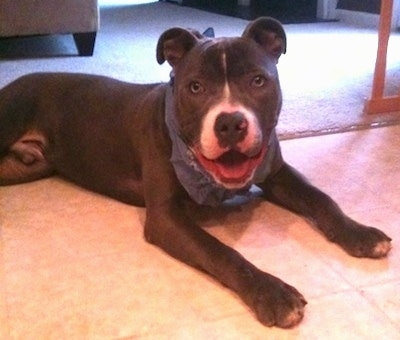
214, 112, 248, 147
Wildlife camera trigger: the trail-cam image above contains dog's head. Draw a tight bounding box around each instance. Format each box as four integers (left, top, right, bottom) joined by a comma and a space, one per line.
157, 17, 286, 189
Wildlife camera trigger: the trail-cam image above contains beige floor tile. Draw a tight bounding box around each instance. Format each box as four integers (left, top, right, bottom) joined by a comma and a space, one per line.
135, 290, 400, 340
2, 180, 146, 268
5, 251, 198, 339
0, 237, 10, 339
1, 125, 400, 338
362, 280, 400, 330
299, 290, 400, 340
309, 207, 400, 289
281, 126, 400, 213
366, 169, 400, 208
206, 206, 354, 300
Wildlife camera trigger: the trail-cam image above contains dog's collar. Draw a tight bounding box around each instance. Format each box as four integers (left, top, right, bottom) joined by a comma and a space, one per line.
165, 85, 277, 206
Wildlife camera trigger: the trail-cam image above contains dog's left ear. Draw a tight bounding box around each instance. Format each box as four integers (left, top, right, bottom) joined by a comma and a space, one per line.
156, 28, 200, 69
242, 17, 287, 63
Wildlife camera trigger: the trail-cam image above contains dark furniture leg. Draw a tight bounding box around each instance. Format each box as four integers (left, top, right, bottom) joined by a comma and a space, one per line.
73, 32, 96, 56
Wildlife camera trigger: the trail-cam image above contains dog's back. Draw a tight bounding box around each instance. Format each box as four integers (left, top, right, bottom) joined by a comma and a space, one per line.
0, 73, 165, 202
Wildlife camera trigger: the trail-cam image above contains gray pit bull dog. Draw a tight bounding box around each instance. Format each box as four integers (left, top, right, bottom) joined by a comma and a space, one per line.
0, 18, 392, 328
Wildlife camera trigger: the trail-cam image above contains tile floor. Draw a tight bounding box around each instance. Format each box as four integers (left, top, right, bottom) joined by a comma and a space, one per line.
1, 125, 399, 339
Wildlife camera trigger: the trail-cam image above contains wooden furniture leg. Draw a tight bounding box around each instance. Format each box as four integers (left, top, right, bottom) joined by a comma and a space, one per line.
364, 0, 400, 114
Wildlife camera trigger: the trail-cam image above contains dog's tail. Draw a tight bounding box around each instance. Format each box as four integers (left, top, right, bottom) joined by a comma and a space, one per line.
0, 74, 55, 185
0, 75, 38, 156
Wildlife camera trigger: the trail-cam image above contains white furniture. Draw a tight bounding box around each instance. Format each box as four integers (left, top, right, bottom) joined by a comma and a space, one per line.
0, 0, 99, 56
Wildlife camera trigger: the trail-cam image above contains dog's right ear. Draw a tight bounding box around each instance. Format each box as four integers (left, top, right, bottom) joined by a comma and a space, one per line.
156, 28, 199, 69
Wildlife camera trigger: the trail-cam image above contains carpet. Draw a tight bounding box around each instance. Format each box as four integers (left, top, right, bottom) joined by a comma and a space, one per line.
0, 1, 399, 139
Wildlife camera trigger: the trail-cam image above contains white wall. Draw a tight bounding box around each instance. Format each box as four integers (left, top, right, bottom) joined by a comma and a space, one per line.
317, 0, 338, 19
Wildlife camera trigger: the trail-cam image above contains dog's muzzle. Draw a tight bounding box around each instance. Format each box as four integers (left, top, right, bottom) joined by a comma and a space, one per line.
194, 109, 267, 189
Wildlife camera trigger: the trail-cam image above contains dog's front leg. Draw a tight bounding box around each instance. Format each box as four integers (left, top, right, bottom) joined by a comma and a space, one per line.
259, 163, 392, 258
142, 164, 306, 328
144, 199, 307, 328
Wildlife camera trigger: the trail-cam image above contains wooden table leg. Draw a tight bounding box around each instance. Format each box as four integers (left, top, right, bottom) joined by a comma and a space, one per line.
364, 0, 400, 114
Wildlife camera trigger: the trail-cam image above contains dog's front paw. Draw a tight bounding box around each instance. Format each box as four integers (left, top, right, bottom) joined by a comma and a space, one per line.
248, 274, 307, 328
334, 222, 392, 258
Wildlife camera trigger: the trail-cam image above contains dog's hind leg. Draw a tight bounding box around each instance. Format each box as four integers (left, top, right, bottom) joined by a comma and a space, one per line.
0, 131, 54, 185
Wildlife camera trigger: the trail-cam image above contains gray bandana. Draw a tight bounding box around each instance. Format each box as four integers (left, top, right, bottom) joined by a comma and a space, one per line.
164, 85, 277, 206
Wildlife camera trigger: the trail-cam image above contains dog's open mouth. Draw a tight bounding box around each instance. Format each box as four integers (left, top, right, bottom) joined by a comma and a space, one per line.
195, 147, 267, 187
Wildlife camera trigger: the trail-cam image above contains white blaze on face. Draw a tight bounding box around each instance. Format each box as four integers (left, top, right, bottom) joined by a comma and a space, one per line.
199, 53, 262, 160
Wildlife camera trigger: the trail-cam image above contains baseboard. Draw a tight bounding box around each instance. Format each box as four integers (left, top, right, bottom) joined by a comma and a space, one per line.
336, 9, 380, 28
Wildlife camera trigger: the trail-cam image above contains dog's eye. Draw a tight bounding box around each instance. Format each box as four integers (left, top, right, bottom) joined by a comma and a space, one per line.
251, 75, 266, 88
189, 81, 203, 94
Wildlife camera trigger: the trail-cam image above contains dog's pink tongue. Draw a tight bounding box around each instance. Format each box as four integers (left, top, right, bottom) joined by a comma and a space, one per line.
215, 163, 251, 181
214, 151, 252, 182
